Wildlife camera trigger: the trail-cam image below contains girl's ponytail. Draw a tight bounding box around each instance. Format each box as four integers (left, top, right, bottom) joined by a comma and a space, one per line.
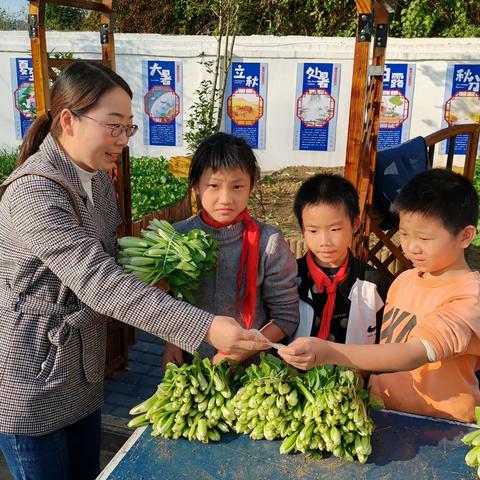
17, 112, 52, 166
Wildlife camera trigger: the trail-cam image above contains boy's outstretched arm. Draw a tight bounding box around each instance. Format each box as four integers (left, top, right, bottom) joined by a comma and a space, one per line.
278, 336, 429, 372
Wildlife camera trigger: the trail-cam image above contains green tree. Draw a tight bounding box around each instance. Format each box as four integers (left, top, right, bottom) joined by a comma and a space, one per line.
45, 5, 86, 31
0, 7, 27, 30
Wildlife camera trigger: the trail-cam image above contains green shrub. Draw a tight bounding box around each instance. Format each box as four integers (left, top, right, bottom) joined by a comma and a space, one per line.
0, 150, 17, 183
130, 156, 188, 221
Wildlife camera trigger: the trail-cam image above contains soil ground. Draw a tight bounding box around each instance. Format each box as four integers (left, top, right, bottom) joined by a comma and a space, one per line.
249, 165, 343, 239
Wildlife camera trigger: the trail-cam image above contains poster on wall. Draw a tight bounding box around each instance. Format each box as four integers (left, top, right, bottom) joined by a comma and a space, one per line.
142, 60, 183, 146
224, 62, 267, 150
10, 57, 35, 141
293, 63, 340, 152
377, 63, 416, 151
441, 63, 480, 155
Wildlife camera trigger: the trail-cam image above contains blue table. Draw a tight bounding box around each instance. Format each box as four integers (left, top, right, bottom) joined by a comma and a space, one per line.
98, 410, 478, 479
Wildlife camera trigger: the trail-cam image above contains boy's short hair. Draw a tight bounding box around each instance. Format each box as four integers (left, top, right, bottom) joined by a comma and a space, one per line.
189, 132, 259, 189
393, 168, 479, 235
294, 173, 360, 229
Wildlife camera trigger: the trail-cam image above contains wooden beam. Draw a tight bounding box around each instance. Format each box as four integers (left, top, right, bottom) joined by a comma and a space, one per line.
344, 30, 370, 182
33, 0, 111, 13
100, 0, 115, 70
29, 1, 50, 117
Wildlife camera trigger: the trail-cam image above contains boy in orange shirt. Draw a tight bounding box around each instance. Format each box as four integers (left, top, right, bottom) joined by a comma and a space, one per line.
279, 169, 480, 423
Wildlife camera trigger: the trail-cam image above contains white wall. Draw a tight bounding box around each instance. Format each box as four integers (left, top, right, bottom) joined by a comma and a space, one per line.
0, 31, 478, 170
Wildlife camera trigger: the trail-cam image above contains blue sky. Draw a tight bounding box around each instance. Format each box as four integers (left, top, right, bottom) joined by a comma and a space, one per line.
1, 0, 28, 15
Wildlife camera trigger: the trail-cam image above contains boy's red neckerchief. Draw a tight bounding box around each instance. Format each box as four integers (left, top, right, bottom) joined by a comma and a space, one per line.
201, 209, 260, 330
306, 250, 349, 340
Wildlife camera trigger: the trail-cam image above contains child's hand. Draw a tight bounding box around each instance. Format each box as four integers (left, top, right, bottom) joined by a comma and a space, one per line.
278, 337, 326, 370
161, 342, 184, 372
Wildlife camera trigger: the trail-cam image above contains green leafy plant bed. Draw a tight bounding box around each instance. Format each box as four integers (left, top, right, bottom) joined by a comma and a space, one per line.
130, 156, 188, 221
0, 150, 17, 183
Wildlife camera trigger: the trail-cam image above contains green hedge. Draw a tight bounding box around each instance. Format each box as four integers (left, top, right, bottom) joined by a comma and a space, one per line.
129, 156, 188, 221
0, 150, 17, 183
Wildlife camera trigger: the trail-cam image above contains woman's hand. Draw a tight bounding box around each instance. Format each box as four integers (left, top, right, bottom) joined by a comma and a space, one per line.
212, 350, 253, 365
278, 337, 327, 370
161, 342, 184, 372
204, 316, 271, 355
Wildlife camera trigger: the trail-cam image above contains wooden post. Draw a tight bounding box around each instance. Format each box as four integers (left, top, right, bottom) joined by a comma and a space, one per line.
28, 1, 50, 117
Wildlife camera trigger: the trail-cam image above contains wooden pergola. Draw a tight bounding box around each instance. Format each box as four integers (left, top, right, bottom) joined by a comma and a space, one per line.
344, 0, 480, 279
26, 0, 480, 370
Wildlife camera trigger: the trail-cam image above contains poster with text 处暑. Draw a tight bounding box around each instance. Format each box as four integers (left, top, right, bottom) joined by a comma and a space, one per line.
378, 63, 416, 151
224, 62, 267, 150
10, 57, 35, 140
441, 63, 480, 155
142, 60, 183, 146
293, 63, 340, 152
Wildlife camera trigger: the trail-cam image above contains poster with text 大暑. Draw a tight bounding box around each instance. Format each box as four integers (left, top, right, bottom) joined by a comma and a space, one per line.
142, 60, 183, 146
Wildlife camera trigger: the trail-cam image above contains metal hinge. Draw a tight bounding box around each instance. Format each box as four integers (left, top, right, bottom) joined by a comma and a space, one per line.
28, 14, 38, 39
100, 23, 110, 44
358, 13, 373, 42
375, 24, 389, 48
368, 66, 384, 77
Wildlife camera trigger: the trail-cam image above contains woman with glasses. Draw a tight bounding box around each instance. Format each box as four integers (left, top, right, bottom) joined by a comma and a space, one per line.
0, 60, 269, 480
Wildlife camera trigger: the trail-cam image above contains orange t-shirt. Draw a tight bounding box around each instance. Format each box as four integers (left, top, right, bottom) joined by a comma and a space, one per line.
369, 268, 480, 422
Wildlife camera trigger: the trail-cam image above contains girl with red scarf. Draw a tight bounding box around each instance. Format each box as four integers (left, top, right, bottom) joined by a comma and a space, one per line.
161, 133, 299, 368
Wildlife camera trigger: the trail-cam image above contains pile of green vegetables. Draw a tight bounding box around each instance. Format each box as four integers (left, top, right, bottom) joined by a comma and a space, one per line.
462, 406, 480, 477
118, 219, 218, 303
129, 353, 376, 464
128, 354, 234, 442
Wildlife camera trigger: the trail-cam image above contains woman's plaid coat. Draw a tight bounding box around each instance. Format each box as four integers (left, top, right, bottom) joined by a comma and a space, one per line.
0, 135, 213, 435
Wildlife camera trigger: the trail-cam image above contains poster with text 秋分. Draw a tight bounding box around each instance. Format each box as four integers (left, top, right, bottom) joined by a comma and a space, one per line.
10, 57, 35, 140
224, 62, 268, 150
441, 63, 480, 155
293, 63, 340, 152
142, 60, 183, 147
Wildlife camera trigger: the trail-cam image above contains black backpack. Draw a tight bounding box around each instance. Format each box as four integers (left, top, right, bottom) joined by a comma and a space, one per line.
374, 136, 429, 229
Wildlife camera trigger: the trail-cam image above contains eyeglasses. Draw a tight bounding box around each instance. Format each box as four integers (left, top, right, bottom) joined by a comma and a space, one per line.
76, 113, 139, 138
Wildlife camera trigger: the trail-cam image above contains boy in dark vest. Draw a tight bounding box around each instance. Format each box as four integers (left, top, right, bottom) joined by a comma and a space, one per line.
292, 174, 391, 345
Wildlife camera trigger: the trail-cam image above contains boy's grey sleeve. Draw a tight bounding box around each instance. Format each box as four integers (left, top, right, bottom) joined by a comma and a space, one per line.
262, 232, 299, 337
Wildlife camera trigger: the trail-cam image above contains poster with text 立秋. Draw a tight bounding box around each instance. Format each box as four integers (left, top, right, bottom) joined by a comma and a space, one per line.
10, 57, 35, 140
224, 62, 267, 150
378, 63, 416, 151
293, 63, 340, 152
142, 60, 183, 146
441, 63, 480, 155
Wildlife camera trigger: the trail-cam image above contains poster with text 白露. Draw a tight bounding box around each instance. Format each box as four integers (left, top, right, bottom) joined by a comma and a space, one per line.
378, 63, 416, 151
224, 62, 267, 150
441, 63, 480, 155
10, 57, 35, 140
142, 60, 183, 146
293, 63, 340, 151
